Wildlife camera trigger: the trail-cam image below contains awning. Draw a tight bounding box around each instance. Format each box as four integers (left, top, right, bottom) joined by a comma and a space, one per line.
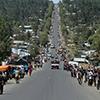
0, 64, 12, 71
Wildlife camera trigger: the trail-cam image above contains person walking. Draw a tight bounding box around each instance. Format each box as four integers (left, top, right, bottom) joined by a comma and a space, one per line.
40, 61, 43, 68
25, 65, 28, 75
21, 67, 25, 78
0, 71, 4, 94
28, 68, 32, 77
15, 68, 20, 84
77, 70, 82, 85
83, 69, 87, 83
13, 67, 16, 78
88, 69, 93, 86
96, 70, 100, 90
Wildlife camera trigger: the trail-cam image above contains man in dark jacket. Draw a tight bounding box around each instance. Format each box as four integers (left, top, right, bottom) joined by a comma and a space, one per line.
0, 71, 4, 94
96, 70, 100, 90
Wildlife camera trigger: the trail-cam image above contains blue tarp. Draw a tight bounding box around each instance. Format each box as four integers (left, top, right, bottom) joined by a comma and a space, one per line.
15, 58, 28, 65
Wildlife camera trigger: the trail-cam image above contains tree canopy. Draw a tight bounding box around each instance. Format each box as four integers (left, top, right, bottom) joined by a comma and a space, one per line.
29, 44, 40, 58
39, 31, 48, 46
0, 0, 53, 62
0, 0, 50, 26
0, 14, 12, 62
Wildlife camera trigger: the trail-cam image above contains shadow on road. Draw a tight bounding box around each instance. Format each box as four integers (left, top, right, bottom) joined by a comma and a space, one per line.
2, 93, 11, 95
6, 82, 15, 84
51, 68, 62, 70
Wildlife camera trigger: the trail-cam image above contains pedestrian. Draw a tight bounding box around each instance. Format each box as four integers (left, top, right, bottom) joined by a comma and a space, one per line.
23, 65, 25, 70
88, 69, 93, 86
40, 61, 43, 68
32, 63, 35, 70
34, 61, 36, 69
36, 62, 38, 69
13, 67, 16, 78
15, 68, 20, 84
77, 69, 82, 85
93, 70, 96, 87
73, 68, 75, 78
28, 68, 32, 76
25, 65, 28, 75
5, 69, 9, 81
83, 69, 87, 83
38, 62, 40, 68
86, 69, 89, 83
96, 70, 100, 90
70, 68, 73, 77
66, 64, 69, 71
0, 71, 4, 94
21, 67, 25, 78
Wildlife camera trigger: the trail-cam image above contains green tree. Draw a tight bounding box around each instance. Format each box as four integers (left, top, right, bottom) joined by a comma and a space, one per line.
73, 36, 79, 45
87, 34, 100, 52
20, 24, 25, 33
61, 25, 68, 35
34, 38, 40, 46
87, 34, 99, 45
27, 31, 31, 40
32, 23, 38, 36
29, 44, 40, 58
44, 17, 51, 32
0, 0, 50, 23
0, 14, 12, 62
15, 34, 27, 41
39, 31, 48, 46
45, 2, 54, 19
76, 27, 82, 34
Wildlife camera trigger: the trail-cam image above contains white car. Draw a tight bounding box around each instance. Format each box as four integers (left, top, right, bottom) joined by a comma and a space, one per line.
50, 44, 55, 49
47, 53, 51, 57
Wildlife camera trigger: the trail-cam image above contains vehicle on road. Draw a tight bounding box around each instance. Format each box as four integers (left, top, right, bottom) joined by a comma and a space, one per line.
43, 56, 47, 62
51, 54, 55, 58
57, 48, 63, 54
47, 52, 52, 57
50, 44, 55, 49
51, 60, 59, 69
54, 55, 59, 61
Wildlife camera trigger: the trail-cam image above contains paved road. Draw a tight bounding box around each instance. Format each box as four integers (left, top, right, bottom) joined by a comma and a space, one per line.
1, 5, 100, 100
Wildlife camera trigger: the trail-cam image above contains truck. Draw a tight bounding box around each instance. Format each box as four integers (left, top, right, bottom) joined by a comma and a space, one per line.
51, 60, 59, 69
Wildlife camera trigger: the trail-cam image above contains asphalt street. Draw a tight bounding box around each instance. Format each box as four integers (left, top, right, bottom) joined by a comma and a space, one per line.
0, 5, 100, 100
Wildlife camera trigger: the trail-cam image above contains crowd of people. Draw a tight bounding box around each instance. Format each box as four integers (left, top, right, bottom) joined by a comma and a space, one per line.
0, 56, 48, 95
0, 52, 53, 95
63, 59, 100, 90
0, 64, 34, 94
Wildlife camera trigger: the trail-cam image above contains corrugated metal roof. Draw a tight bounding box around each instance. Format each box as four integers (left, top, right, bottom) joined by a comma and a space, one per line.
11, 48, 30, 57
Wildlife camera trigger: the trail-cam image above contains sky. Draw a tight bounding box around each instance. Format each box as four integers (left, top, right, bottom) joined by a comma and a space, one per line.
51, 0, 62, 4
